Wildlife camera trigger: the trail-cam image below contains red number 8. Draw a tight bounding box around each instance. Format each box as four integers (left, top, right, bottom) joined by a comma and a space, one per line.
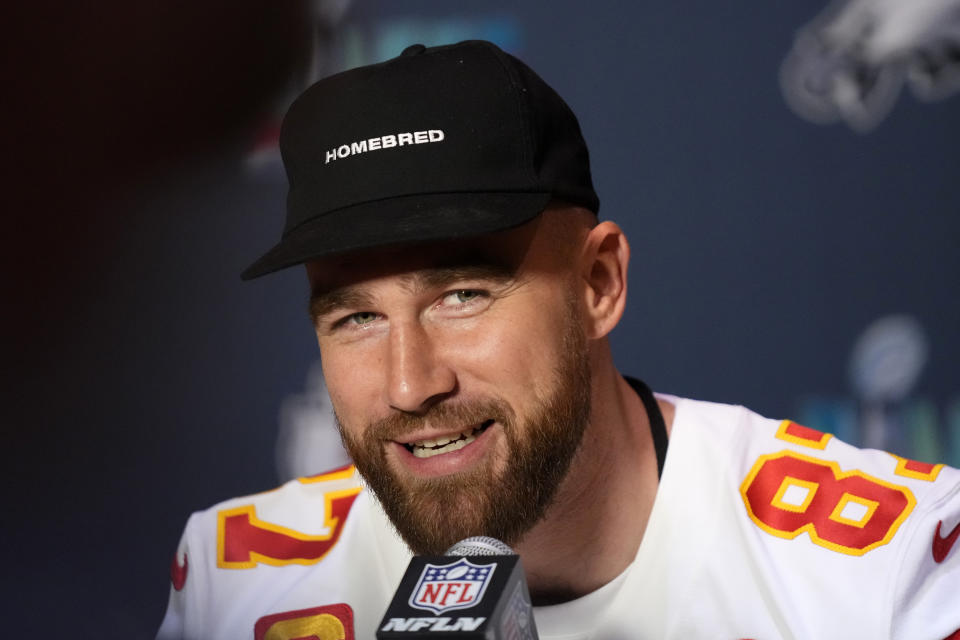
741, 451, 916, 556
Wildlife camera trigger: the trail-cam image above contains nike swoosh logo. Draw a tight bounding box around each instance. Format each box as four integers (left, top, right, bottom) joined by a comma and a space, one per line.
170, 552, 189, 591
933, 520, 960, 563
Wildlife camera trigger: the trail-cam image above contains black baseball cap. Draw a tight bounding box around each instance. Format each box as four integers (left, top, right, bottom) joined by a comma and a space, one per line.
241, 40, 599, 280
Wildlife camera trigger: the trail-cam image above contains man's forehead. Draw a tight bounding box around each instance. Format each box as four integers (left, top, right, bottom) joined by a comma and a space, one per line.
306, 218, 541, 292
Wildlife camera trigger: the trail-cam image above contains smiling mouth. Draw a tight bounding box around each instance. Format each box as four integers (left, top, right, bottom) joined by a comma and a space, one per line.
403, 420, 495, 458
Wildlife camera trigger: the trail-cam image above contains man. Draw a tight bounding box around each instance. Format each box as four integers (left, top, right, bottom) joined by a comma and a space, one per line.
157, 40, 960, 639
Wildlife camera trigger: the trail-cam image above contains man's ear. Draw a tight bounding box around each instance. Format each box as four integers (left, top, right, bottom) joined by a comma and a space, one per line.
578, 221, 630, 340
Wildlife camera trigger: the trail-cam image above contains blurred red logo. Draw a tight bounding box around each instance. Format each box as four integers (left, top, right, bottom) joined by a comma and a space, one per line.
170, 552, 188, 591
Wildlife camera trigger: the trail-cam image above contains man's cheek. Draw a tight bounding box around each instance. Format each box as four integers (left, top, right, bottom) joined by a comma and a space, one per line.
323, 364, 372, 414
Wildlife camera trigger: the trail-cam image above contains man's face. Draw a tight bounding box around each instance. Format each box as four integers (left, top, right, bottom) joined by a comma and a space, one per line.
307, 215, 592, 554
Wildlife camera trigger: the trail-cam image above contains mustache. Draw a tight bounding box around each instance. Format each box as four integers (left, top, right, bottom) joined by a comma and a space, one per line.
342, 397, 517, 443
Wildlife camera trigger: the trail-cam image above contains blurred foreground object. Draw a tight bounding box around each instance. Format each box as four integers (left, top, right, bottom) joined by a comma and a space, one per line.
781, 0, 960, 131
247, 0, 354, 168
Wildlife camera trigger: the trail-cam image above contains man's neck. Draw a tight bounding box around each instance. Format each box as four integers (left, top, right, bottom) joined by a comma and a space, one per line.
513, 361, 673, 605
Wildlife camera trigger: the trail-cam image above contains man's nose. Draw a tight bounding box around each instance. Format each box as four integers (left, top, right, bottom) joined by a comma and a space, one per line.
384, 321, 456, 413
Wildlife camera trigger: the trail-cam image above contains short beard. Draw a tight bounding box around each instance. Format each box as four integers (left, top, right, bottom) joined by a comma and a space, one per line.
336, 302, 592, 555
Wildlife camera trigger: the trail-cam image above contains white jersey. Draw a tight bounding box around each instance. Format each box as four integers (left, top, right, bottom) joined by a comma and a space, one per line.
157, 396, 960, 639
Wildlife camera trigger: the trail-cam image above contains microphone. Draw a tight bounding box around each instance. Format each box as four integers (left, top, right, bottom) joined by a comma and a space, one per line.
376, 536, 539, 639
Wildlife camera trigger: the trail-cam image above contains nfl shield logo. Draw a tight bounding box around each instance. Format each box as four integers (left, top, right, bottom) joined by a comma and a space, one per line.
408, 558, 496, 614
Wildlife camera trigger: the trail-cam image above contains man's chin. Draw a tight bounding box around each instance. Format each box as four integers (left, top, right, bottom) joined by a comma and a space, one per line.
377, 474, 504, 554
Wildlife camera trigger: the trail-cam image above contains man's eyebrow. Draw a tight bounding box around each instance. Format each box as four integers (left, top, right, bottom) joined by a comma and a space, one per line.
308, 263, 516, 322
412, 263, 516, 291
309, 287, 377, 323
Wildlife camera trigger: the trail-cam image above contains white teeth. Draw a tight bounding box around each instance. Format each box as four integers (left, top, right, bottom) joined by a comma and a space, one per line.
411, 430, 469, 450
412, 433, 477, 458
419, 434, 456, 448
406, 422, 493, 458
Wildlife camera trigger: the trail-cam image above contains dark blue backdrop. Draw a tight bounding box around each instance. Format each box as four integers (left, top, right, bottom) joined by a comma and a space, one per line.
8, 1, 958, 636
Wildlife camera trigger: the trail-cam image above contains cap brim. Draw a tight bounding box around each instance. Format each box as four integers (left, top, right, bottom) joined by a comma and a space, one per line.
240, 191, 552, 280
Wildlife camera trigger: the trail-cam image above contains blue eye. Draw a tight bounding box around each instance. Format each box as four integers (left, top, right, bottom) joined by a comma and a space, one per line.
349, 312, 378, 325
439, 290, 486, 307
453, 290, 481, 303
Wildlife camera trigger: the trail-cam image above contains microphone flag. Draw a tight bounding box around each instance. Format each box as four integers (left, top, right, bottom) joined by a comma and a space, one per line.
377, 538, 538, 639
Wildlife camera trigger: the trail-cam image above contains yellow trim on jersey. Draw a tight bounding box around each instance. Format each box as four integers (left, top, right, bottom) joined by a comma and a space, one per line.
775, 419, 832, 450
828, 492, 879, 529
889, 454, 944, 482
771, 476, 819, 513
216, 486, 362, 569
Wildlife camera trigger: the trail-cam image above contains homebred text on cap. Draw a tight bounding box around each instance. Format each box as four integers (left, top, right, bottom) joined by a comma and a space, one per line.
325, 129, 445, 164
